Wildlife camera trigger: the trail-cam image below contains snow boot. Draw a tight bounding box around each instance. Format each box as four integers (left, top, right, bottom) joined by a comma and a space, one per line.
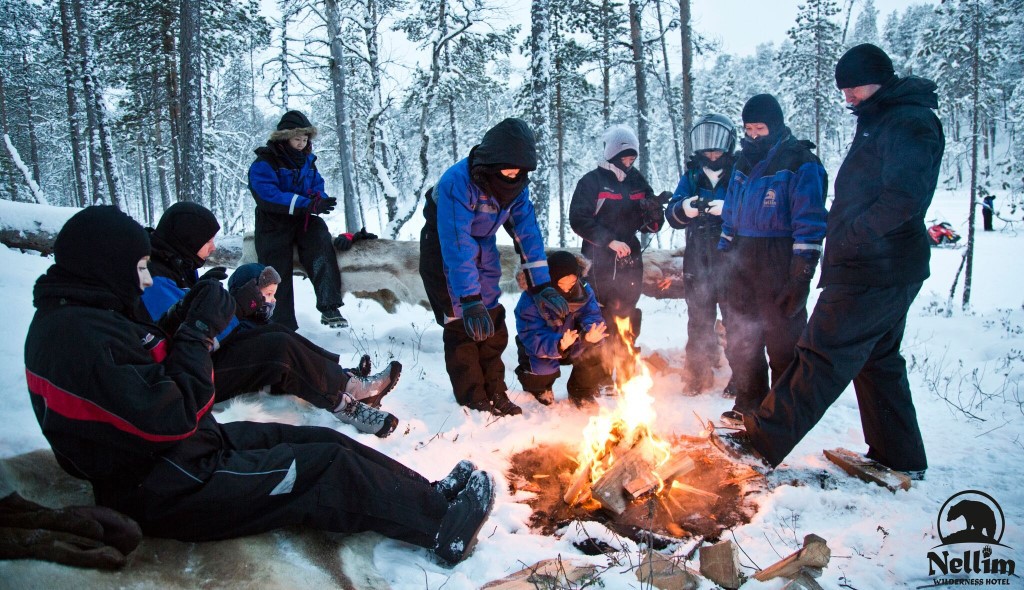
682, 365, 713, 394
489, 391, 522, 416
320, 308, 349, 329
530, 390, 555, 406
710, 425, 770, 469
433, 470, 495, 565
433, 460, 478, 501
333, 399, 399, 438
344, 361, 402, 408
720, 408, 744, 427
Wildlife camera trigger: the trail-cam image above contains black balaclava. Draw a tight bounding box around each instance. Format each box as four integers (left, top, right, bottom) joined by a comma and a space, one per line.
470, 118, 538, 206
740, 94, 787, 160
696, 151, 735, 172
154, 202, 220, 264
835, 43, 895, 89
548, 251, 585, 302
52, 205, 151, 308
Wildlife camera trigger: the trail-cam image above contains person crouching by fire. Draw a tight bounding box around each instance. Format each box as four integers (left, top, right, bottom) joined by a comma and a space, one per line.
514, 251, 609, 408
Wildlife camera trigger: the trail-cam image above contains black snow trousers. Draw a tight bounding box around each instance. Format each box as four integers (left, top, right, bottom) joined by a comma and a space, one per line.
213, 323, 347, 411
722, 237, 806, 413
441, 306, 509, 408
97, 421, 448, 544
255, 209, 343, 330
745, 281, 927, 472
683, 231, 730, 373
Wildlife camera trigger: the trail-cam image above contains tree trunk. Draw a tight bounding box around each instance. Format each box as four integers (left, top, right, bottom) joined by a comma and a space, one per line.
963, 4, 980, 310
655, 0, 682, 178
600, 0, 612, 126
555, 55, 567, 247
59, 0, 88, 207
679, 0, 693, 157
178, 0, 204, 203
628, 0, 651, 180
162, 7, 182, 198
20, 54, 42, 187
325, 0, 360, 231
71, 0, 107, 204
361, 0, 400, 228
530, 0, 552, 238
151, 74, 172, 212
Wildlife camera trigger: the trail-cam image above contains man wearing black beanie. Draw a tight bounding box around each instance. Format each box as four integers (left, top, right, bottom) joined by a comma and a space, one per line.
715, 94, 827, 425
736, 43, 945, 478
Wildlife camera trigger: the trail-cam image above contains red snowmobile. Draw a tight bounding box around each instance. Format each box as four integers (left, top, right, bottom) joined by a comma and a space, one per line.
927, 221, 961, 246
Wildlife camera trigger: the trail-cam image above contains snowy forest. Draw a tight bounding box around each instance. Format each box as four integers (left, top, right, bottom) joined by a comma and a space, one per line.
0, 0, 1022, 245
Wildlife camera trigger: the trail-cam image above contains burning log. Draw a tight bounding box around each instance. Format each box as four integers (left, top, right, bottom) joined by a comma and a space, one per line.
753, 534, 830, 582
563, 461, 593, 506
591, 443, 657, 514
625, 455, 697, 500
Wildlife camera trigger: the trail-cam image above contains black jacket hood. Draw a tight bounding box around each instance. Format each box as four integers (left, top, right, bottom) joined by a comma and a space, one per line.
470, 118, 538, 171
852, 76, 939, 117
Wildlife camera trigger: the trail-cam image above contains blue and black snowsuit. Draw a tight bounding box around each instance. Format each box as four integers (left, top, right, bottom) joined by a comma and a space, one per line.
419, 118, 551, 411
248, 141, 341, 330
666, 156, 733, 386
514, 281, 605, 401
719, 130, 827, 413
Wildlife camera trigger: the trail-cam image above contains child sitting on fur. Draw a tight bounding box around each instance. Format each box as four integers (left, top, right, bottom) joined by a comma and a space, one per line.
514, 251, 609, 407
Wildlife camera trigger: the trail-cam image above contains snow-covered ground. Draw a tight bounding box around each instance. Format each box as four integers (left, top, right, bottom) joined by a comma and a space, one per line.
1, 189, 1022, 588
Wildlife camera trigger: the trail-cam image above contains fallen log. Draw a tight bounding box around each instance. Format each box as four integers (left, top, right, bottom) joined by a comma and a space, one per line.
753, 533, 830, 582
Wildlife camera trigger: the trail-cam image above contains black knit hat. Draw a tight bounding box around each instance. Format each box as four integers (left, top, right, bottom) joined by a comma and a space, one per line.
742, 94, 785, 132
548, 251, 581, 284
472, 118, 538, 171
835, 43, 894, 89
54, 205, 151, 303
154, 202, 220, 259
270, 110, 318, 142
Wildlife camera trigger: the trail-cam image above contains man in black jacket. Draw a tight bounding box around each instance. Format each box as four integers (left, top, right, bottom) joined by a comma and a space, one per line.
740, 44, 944, 476
24, 206, 494, 565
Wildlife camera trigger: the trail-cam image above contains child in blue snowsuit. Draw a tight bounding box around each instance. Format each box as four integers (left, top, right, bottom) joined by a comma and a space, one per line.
514, 251, 609, 407
419, 118, 569, 417
248, 110, 346, 331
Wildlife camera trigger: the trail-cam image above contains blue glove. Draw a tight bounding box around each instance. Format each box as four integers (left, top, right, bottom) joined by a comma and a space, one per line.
717, 236, 733, 252
460, 299, 493, 342
533, 286, 569, 326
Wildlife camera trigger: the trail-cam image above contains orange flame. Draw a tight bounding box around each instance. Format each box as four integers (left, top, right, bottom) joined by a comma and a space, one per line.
566, 316, 673, 506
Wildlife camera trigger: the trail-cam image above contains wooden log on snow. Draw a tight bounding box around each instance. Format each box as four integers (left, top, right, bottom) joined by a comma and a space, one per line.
698, 540, 741, 590
782, 568, 827, 590
480, 558, 597, 589
823, 448, 912, 492
753, 533, 830, 582
636, 552, 702, 590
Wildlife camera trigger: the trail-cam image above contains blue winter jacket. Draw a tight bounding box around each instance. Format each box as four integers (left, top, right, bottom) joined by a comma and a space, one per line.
248, 149, 327, 215
515, 282, 603, 360
666, 165, 729, 230
720, 134, 827, 253
432, 158, 551, 313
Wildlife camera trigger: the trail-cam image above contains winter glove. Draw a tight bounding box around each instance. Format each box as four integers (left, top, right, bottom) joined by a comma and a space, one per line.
717, 235, 733, 252
198, 266, 228, 282
638, 195, 665, 232
333, 233, 355, 252
775, 251, 820, 319
0, 492, 142, 570
179, 280, 236, 344
156, 278, 221, 335
460, 299, 494, 342
309, 196, 338, 215
707, 199, 724, 216
354, 227, 378, 241
232, 278, 265, 320
532, 285, 570, 327
682, 196, 701, 218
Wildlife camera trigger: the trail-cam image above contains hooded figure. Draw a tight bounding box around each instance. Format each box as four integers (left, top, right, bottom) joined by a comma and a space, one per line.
665, 114, 737, 393
568, 124, 666, 385
419, 117, 568, 417
714, 94, 828, 424
513, 251, 607, 407
741, 43, 942, 477
25, 207, 494, 565
248, 109, 346, 331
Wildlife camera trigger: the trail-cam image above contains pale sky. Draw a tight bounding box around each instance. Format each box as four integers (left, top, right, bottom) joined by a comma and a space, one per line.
690, 0, 937, 58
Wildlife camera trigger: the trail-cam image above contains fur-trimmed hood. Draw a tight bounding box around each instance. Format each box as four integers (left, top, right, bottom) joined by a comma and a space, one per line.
269, 126, 318, 142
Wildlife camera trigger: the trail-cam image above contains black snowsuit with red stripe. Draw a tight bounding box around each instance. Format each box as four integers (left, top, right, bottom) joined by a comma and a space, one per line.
24, 268, 446, 543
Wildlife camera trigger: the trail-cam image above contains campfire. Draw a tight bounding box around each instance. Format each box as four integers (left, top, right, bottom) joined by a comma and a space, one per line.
563, 317, 703, 515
